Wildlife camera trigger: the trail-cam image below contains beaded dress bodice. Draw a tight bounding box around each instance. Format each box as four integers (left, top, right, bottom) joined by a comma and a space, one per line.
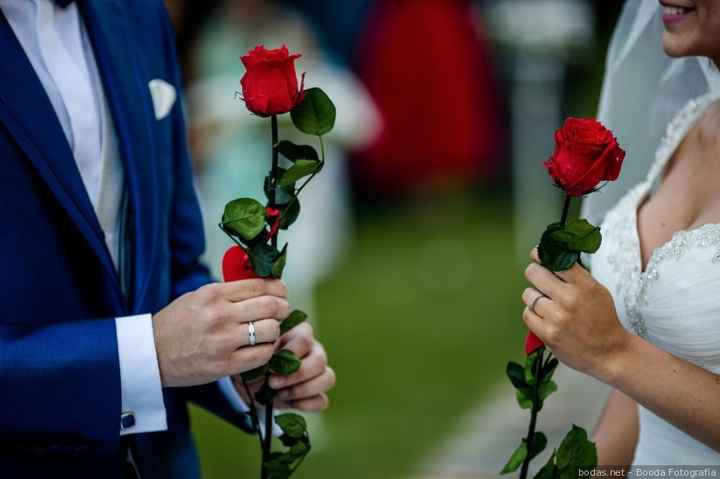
591, 93, 720, 464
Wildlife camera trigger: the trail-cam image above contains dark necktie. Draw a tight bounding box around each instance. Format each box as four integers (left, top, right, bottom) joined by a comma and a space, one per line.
53, 0, 74, 8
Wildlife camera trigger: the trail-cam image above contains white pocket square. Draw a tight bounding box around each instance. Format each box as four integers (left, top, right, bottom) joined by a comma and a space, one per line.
148, 79, 177, 120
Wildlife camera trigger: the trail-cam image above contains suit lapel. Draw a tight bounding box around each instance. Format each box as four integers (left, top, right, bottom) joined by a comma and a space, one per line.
80, 0, 158, 312
0, 10, 124, 309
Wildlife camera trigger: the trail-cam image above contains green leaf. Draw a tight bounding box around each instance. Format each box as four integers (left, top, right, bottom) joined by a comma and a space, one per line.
291, 87, 336, 136
506, 362, 528, 389
543, 358, 560, 380
533, 451, 557, 479
556, 425, 598, 477
525, 351, 542, 385
528, 432, 548, 462
551, 219, 602, 254
515, 387, 534, 410
272, 244, 288, 279
500, 441, 528, 474
248, 242, 280, 278
277, 140, 319, 163
276, 413, 307, 439
222, 198, 266, 241
263, 452, 293, 478
281, 310, 308, 335
240, 364, 268, 382
255, 383, 276, 406
539, 380, 558, 401
539, 227, 580, 271
279, 160, 321, 188
280, 199, 301, 230
270, 349, 302, 375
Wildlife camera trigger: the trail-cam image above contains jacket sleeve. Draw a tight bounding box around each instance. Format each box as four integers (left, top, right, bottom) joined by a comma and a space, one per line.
0, 317, 121, 449
156, 2, 255, 433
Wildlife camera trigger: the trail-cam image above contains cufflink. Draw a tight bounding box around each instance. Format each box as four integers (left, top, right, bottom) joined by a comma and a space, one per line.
121, 411, 136, 430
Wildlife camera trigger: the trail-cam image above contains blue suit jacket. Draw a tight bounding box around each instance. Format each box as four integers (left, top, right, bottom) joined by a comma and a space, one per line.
0, 1, 251, 477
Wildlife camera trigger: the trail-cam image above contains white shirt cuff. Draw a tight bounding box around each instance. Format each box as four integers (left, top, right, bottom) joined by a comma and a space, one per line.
115, 314, 167, 435
218, 376, 282, 437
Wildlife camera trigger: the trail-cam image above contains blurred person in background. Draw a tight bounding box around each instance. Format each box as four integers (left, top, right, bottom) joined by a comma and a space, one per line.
354, 0, 503, 200
186, 0, 379, 347
284, 0, 373, 67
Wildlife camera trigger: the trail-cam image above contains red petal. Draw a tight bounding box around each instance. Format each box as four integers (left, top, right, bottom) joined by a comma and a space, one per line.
525, 331, 545, 355
222, 246, 259, 281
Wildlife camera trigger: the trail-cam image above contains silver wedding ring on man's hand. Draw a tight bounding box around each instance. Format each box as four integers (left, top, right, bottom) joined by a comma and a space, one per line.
247, 321, 257, 346
530, 290, 547, 317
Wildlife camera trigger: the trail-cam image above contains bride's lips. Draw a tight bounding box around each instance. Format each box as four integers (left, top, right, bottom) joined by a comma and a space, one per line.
659, 1, 697, 25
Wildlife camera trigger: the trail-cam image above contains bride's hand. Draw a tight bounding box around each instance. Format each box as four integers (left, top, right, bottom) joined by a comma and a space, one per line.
521, 248, 634, 380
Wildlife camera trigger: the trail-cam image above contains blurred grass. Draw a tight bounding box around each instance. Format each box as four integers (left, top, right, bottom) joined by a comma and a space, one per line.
190, 196, 526, 479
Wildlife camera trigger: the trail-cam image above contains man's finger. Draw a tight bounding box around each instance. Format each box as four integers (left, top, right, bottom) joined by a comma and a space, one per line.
278, 325, 314, 358
220, 279, 288, 302
229, 319, 280, 349
287, 394, 330, 412
225, 295, 290, 324
276, 367, 336, 402
226, 344, 276, 376
269, 344, 325, 389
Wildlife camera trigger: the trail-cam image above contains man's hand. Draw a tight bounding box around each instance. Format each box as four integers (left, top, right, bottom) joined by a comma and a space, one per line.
153, 279, 290, 387
234, 322, 336, 412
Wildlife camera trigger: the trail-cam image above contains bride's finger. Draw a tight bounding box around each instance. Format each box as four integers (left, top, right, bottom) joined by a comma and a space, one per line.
530, 247, 590, 286
521, 288, 552, 318
522, 306, 547, 342
529, 247, 541, 263
554, 261, 590, 285
524, 262, 569, 301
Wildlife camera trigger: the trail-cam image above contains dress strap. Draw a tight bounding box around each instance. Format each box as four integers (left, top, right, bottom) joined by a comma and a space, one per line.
646, 91, 720, 186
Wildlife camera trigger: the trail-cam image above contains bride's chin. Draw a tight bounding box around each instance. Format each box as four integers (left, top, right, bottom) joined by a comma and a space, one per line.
661, 31, 697, 58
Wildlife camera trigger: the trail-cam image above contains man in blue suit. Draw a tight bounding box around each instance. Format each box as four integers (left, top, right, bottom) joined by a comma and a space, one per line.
0, 0, 336, 477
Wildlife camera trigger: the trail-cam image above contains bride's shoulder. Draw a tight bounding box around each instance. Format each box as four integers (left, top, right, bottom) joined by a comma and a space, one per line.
695, 99, 720, 151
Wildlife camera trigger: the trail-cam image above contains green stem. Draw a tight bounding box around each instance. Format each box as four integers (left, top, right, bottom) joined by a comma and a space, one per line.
261, 115, 280, 479
560, 195, 571, 227
519, 349, 545, 479
239, 377, 265, 451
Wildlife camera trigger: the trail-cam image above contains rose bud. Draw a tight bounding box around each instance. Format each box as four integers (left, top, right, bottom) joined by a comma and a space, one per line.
222, 245, 258, 281
525, 331, 544, 356
240, 45, 305, 117
544, 118, 626, 197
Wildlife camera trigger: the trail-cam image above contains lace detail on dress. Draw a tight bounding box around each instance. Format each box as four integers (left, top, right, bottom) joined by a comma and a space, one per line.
602, 92, 720, 338
602, 183, 650, 337
647, 92, 720, 185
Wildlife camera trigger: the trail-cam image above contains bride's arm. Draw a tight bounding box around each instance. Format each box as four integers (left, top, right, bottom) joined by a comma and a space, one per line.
602, 332, 720, 452
521, 249, 720, 453
592, 389, 638, 465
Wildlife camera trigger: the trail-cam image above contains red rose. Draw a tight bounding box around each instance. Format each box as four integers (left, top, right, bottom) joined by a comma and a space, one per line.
222, 245, 258, 281
544, 118, 625, 197
240, 45, 305, 117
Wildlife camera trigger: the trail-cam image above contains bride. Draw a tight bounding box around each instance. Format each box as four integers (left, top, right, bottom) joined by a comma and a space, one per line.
521, 0, 720, 465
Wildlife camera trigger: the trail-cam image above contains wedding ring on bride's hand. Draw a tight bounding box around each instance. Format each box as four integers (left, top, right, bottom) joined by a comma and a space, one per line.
530, 291, 547, 316
247, 321, 257, 346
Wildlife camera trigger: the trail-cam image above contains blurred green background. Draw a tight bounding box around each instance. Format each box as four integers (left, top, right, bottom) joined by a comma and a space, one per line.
191, 196, 525, 479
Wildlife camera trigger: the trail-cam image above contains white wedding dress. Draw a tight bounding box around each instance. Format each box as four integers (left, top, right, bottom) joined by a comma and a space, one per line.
592, 92, 720, 465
